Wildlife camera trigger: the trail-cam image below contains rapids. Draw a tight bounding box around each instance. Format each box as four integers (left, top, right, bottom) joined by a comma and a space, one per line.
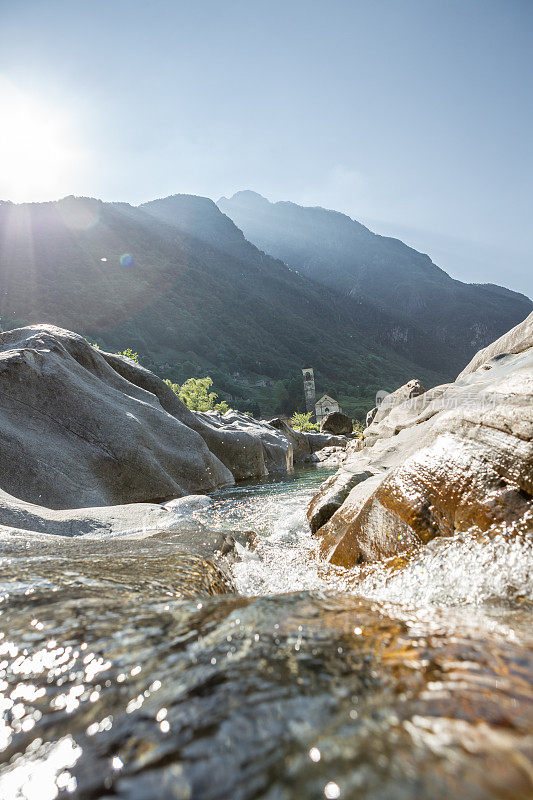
201, 469, 533, 607
0, 467, 532, 799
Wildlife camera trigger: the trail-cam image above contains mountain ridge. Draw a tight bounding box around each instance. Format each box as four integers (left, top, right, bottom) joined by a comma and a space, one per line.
219, 191, 529, 297
217, 191, 532, 367
0, 193, 452, 418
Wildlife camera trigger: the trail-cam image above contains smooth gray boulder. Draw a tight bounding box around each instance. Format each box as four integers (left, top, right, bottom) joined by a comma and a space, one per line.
198, 409, 293, 474
307, 432, 349, 452
102, 352, 292, 481
0, 325, 292, 511
0, 487, 192, 538
0, 325, 234, 509
268, 417, 312, 462
267, 417, 351, 463
102, 353, 292, 480
0, 487, 253, 594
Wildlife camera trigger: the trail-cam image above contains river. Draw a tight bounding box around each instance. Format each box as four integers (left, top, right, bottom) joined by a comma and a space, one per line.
0, 466, 532, 799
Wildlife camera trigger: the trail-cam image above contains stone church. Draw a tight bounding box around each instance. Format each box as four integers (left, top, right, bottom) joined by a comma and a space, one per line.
302, 368, 342, 423
314, 393, 342, 424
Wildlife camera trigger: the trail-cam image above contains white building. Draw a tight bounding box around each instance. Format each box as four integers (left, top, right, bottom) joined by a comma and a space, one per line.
314, 394, 342, 424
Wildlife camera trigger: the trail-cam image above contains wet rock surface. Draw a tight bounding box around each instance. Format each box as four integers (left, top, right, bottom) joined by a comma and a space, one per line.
0, 467, 531, 800
309, 313, 533, 567
0, 581, 532, 800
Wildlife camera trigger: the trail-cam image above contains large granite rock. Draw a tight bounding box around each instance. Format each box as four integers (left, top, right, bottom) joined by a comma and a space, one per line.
268, 417, 313, 462
307, 431, 349, 452
0, 325, 292, 510
309, 312, 533, 567
371, 378, 426, 428
0, 487, 180, 538
320, 411, 353, 435
0, 487, 255, 594
267, 418, 350, 463
458, 310, 533, 377
100, 353, 292, 481
198, 409, 292, 475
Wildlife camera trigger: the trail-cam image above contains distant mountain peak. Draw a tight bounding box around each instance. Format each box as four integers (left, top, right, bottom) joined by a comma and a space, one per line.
219, 190, 270, 206
218, 190, 532, 368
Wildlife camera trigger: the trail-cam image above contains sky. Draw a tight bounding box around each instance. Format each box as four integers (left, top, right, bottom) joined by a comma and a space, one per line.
0, 0, 531, 297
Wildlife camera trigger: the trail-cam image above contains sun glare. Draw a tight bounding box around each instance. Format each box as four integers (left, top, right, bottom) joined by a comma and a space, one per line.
0, 77, 84, 203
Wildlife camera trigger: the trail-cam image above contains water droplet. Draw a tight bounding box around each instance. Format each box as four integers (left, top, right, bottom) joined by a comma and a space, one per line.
309, 747, 321, 762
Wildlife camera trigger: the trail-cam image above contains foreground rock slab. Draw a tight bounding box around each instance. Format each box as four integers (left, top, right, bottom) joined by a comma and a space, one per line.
0, 585, 531, 800
309, 312, 533, 567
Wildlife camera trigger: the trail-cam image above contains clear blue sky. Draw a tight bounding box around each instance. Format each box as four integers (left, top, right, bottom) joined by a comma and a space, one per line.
1, 0, 531, 296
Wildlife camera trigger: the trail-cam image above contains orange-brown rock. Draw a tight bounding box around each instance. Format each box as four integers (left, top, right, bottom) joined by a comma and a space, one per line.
310, 312, 533, 567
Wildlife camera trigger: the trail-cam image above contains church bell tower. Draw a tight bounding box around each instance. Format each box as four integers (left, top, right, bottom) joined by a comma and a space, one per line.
302, 368, 316, 418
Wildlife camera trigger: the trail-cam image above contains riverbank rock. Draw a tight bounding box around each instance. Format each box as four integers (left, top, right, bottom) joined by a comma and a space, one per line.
0, 487, 254, 593
268, 417, 312, 462
320, 411, 353, 435
0, 325, 292, 511
100, 352, 293, 481
370, 378, 426, 430
307, 431, 349, 452
310, 446, 348, 467
267, 418, 350, 463
309, 312, 533, 567
198, 409, 292, 475
0, 487, 231, 542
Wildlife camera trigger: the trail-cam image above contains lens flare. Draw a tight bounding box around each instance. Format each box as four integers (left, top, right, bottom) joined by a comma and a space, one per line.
120, 254, 134, 268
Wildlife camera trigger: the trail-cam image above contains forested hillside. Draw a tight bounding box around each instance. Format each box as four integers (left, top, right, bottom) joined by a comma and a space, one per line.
0, 195, 454, 418
218, 191, 532, 369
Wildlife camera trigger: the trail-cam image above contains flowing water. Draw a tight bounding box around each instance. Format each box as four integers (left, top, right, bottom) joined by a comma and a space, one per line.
1, 467, 532, 800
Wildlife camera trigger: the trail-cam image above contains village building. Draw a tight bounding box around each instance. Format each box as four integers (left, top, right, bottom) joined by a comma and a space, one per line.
314, 393, 342, 424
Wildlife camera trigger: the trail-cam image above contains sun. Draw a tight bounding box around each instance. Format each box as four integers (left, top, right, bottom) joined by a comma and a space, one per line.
0, 77, 84, 203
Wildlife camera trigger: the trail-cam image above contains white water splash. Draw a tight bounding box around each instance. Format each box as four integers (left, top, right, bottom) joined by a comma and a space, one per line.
201, 470, 533, 607
352, 532, 533, 606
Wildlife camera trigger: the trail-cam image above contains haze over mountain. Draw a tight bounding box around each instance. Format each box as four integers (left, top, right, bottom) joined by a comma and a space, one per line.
218, 191, 532, 370
0, 194, 455, 419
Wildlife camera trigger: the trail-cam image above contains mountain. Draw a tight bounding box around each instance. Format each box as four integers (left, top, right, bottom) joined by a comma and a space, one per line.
217, 191, 532, 369
0, 194, 451, 419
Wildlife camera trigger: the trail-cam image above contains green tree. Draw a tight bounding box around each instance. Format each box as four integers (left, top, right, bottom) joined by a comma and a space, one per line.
116, 348, 140, 363
165, 376, 229, 413
353, 419, 364, 437
290, 411, 319, 432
